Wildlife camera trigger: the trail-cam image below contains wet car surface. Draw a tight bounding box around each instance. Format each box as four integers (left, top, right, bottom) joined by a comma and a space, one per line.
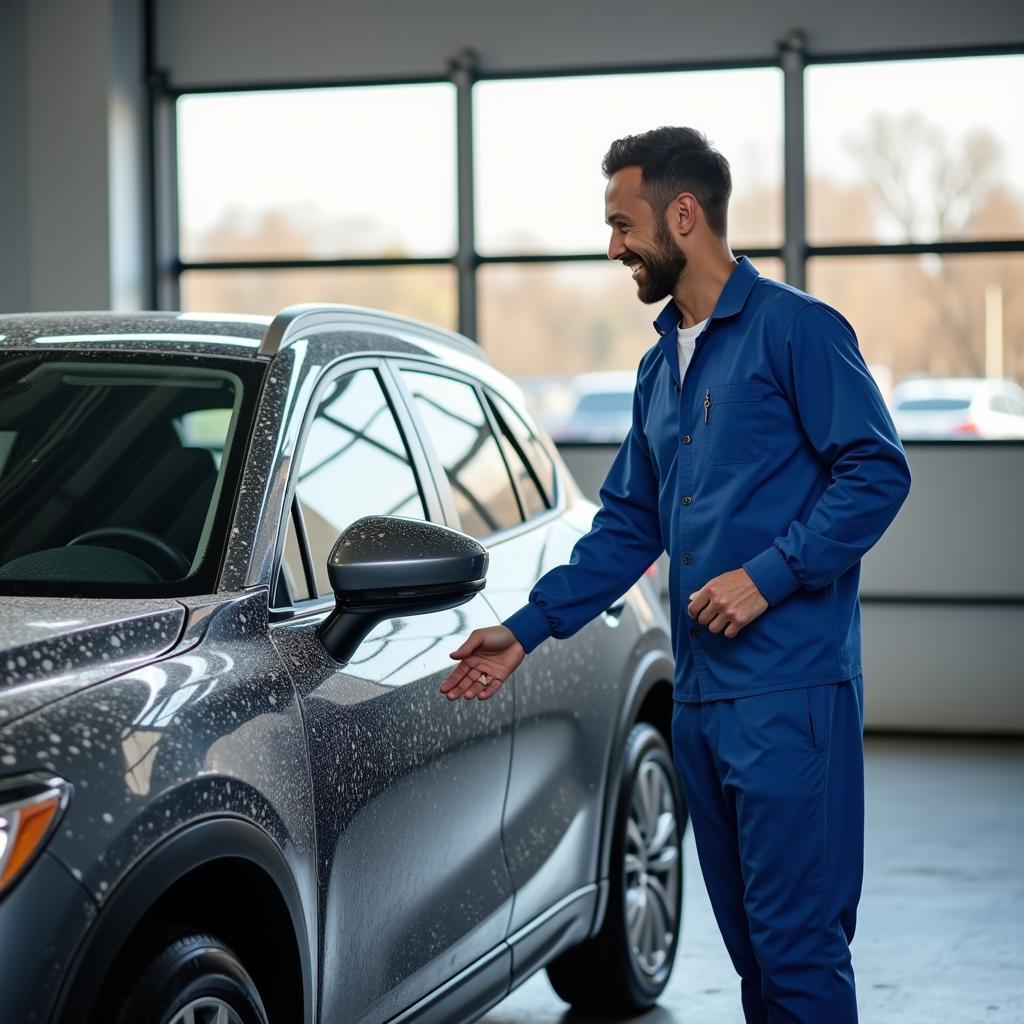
0, 306, 681, 1024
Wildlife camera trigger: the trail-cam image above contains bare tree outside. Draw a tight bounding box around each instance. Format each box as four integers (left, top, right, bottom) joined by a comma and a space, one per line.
839, 114, 1024, 379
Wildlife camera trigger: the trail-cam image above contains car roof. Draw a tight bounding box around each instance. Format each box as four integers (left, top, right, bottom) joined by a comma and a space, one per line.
0, 305, 487, 364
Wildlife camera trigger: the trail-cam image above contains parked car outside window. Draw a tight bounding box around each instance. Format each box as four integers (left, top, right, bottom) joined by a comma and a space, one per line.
890, 377, 1024, 440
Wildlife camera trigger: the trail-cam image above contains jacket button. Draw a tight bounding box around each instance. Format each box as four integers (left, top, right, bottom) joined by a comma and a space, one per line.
690, 628, 700, 638
674, 382, 681, 392
681, 496, 692, 506
682, 435, 692, 445
683, 554, 694, 565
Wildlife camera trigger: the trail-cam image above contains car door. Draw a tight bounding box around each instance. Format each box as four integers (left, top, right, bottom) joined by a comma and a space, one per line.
391, 368, 631, 948
478, 388, 647, 948
267, 360, 514, 1024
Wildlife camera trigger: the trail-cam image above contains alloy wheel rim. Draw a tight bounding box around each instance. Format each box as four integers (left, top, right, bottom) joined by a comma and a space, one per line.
623, 755, 680, 977
168, 997, 245, 1024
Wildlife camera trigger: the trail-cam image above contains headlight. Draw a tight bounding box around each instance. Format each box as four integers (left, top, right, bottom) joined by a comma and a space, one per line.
0, 773, 71, 897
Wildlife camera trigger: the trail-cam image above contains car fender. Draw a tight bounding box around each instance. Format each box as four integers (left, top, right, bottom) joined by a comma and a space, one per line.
51, 816, 315, 1024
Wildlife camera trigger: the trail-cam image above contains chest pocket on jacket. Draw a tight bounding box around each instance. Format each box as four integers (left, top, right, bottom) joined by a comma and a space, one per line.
706, 381, 769, 465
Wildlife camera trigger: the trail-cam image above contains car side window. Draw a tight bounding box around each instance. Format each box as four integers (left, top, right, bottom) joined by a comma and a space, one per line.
400, 370, 522, 540
290, 368, 427, 598
488, 391, 557, 506
485, 393, 548, 519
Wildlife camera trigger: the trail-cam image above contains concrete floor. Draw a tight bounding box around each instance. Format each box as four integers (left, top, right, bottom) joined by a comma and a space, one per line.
481, 737, 1024, 1024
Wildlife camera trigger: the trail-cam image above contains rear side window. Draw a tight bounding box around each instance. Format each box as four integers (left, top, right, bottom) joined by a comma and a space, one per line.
486, 394, 548, 519
401, 370, 522, 539
488, 391, 557, 506
293, 368, 426, 597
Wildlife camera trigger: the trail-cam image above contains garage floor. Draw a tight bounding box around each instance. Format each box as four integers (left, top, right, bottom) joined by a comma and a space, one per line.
482, 737, 1024, 1024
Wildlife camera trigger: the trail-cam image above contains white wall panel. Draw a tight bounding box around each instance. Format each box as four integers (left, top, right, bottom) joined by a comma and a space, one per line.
559, 442, 1024, 733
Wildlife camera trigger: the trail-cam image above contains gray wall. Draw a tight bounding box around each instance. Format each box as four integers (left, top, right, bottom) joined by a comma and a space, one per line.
560, 443, 1024, 734
0, 0, 148, 314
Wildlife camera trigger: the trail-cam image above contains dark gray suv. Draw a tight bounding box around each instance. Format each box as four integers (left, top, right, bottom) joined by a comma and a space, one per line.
0, 306, 684, 1024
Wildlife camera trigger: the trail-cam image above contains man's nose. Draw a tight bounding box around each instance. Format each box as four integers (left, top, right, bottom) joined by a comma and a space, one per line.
608, 232, 626, 261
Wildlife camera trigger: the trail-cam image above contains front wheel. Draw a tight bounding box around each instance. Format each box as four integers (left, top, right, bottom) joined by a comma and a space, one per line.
546, 722, 684, 1013
100, 927, 269, 1024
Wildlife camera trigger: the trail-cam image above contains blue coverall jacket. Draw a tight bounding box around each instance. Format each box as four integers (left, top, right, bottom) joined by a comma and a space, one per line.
504, 257, 912, 701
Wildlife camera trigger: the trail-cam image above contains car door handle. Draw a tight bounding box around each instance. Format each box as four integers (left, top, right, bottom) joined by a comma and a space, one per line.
602, 597, 626, 626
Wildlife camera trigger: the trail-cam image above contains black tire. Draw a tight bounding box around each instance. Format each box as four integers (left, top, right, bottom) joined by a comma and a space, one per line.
546, 722, 685, 1014
98, 926, 269, 1024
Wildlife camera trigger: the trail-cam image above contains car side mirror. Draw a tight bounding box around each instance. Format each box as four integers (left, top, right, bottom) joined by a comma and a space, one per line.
317, 515, 488, 664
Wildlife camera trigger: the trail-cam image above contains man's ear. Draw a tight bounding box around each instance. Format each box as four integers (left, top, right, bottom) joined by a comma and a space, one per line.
671, 193, 699, 236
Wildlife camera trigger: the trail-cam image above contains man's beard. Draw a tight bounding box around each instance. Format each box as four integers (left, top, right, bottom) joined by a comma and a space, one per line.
633, 221, 687, 304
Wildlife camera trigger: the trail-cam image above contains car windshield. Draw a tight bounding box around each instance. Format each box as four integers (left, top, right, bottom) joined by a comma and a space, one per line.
0, 352, 262, 596
895, 397, 972, 412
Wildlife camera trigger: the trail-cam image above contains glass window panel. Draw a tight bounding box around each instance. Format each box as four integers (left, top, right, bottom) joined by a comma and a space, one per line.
495, 429, 546, 519
807, 55, 1024, 245
296, 369, 426, 595
180, 266, 458, 330
489, 391, 557, 506
178, 84, 456, 261
401, 371, 522, 539
475, 69, 783, 255
486, 397, 547, 519
807, 254, 1024, 439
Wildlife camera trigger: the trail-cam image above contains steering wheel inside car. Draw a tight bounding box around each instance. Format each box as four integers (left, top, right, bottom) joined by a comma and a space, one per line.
67, 527, 192, 579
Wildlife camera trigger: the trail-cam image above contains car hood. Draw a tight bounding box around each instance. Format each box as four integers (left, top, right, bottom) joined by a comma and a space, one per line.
0, 597, 186, 723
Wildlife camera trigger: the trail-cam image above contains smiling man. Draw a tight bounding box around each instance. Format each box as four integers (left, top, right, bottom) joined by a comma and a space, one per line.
442, 126, 911, 1023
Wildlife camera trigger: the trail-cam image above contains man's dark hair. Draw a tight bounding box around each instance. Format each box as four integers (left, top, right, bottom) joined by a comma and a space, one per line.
602, 127, 732, 237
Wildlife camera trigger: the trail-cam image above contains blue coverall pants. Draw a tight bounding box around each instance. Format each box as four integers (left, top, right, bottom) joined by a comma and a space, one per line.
671, 675, 865, 1023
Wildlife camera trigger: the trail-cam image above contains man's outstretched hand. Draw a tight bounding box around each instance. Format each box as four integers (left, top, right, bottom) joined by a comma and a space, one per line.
441, 625, 525, 701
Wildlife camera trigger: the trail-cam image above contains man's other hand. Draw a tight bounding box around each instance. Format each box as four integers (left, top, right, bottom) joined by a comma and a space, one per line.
441, 625, 526, 701
688, 568, 769, 638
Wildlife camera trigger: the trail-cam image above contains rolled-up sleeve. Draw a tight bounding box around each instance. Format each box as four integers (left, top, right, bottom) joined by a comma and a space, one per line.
503, 364, 666, 652
742, 301, 911, 605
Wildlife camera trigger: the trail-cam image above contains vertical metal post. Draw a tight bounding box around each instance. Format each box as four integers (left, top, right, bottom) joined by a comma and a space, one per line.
779, 30, 807, 291
450, 48, 478, 341
149, 81, 181, 311
144, 0, 179, 310
151, 88, 182, 309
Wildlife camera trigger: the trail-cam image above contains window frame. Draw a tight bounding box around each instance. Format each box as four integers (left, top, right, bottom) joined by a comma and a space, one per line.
269, 354, 444, 619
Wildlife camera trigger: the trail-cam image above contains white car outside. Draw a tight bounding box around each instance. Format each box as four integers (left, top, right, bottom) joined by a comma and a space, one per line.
890, 377, 1024, 440
547, 370, 638, 443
